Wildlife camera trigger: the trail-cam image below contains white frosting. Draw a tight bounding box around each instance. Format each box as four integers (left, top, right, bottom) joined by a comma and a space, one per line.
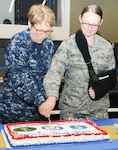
3, 120, 109, 147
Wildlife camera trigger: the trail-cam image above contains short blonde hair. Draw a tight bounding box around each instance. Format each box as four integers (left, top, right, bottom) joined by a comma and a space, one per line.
28, 4, 55, 26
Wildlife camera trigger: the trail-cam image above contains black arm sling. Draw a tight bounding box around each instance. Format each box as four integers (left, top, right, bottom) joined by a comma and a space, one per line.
75, 29, 117, 100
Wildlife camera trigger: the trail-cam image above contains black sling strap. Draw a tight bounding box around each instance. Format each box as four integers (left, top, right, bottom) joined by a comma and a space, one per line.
75, 29, 97, 78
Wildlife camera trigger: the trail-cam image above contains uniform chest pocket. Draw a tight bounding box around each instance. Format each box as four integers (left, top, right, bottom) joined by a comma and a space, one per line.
29, 59, 37, 67
69, 54, 85, 66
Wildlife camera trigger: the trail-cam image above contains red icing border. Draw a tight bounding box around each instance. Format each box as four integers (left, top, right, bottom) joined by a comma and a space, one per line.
5, 120, 108, 140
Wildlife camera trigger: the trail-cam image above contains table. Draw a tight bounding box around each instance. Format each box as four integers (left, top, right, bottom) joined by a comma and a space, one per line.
0, 118, 118, 150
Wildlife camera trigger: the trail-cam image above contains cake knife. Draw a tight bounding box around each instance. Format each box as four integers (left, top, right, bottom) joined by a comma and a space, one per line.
48, 116, 51, 123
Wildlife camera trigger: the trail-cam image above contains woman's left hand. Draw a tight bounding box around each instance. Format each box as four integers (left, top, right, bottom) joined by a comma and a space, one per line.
88, 87, 95, 99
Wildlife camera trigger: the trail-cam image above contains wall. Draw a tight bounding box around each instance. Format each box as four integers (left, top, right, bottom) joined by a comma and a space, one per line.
70, 0, 118, 43
0, 0, 118, 42
0, 0, 14, 24
0, 0, 70, 40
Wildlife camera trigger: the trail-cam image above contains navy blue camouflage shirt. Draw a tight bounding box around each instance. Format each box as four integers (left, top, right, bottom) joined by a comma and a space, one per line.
0, 28, 54, 123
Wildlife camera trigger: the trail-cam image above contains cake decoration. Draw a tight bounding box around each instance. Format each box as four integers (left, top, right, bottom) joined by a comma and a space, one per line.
2, 119, 110, 148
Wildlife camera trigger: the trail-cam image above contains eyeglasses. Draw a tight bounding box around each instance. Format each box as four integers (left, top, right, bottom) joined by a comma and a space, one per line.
81, 22, 100, 29
33, 25, 53, 35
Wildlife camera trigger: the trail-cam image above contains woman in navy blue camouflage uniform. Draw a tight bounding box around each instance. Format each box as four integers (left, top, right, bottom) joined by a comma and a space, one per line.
0, 4, 55, 123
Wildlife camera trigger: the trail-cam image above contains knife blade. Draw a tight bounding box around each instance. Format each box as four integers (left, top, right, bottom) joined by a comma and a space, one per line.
48, 116, 51, 123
